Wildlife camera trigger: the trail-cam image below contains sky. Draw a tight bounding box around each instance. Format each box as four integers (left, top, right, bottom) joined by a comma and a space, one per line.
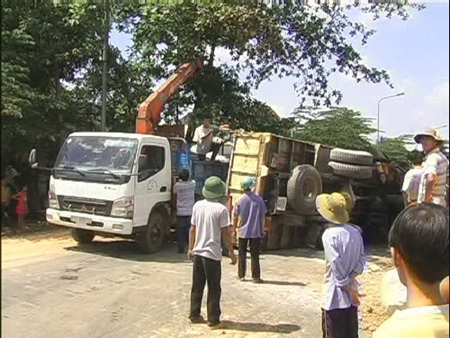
110, 3, 449, 143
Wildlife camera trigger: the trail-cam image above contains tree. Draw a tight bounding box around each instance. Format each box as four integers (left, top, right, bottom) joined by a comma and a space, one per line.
378, 136, 411, 170
1, 2, 105, 159
116, 2, 423, 112
292, 107, 376, 150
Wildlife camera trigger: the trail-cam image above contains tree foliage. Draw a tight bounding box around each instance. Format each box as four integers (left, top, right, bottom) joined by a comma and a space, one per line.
292, 107, 377, 150
377, 136, 411, 170
116, 2, 423, 109
1, 2, 423, 164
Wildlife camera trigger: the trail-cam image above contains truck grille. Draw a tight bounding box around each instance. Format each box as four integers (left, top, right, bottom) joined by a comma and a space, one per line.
58, 196, 113, 216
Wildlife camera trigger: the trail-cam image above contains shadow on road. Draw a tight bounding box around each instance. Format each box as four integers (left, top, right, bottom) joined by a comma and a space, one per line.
217, 321, 301, 334
266, 248, 324, 260
64, 239, 192, 263
261, 280, 307, 287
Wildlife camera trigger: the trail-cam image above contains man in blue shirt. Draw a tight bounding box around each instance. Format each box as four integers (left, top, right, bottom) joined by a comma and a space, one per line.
233, 177, 266, 283
316, 192, 365, 338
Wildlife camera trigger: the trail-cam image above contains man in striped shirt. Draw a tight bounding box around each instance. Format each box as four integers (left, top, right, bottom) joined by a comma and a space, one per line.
414, 128, 449, 207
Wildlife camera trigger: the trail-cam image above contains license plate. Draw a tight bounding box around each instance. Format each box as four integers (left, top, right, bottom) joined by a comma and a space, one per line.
276, 197, 287, 211
71, 216, 91, 225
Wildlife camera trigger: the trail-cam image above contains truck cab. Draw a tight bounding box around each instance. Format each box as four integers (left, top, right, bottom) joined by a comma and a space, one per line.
45, 132, 172, 253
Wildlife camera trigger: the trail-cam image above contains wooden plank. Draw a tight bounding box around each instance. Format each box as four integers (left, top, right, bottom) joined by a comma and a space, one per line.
234, 137, 262, 156
231, 155, 259, 174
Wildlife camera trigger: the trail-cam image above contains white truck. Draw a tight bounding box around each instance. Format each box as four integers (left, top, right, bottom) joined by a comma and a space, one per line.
44, 132, 173, 253
31, 59, 206, 253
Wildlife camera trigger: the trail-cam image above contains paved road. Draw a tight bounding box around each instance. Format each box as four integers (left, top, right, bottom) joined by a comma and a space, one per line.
2, 232, 325, 338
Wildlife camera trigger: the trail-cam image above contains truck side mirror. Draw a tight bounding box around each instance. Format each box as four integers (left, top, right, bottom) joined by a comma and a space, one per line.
29, 149, 38, 168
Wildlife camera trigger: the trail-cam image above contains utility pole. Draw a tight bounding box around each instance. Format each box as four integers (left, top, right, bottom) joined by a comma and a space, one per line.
376, 92, 405, 150
101, 0, 110, 131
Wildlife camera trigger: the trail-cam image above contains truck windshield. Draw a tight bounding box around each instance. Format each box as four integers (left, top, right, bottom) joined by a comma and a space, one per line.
54, 136, 139, 182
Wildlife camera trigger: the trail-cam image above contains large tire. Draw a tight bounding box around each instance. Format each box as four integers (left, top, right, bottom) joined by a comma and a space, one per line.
330, 148, 373, 166
71, 229, 95, 244
287, 164, 322, 214
140, 211, 167, 254
329, 161, 374, 180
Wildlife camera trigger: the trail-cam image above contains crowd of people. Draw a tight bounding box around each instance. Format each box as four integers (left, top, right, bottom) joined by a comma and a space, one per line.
172, 126, 449, 336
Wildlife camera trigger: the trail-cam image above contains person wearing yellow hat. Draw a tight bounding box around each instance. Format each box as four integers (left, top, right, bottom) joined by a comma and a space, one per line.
316, 192, 365, 338
414, 127, 449, 207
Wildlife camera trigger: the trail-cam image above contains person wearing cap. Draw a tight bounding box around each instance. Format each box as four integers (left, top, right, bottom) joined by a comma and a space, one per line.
414, 128, 449, 207
232, 177, 266, 283
188, 176, 237, 328
316, 192, 365, 338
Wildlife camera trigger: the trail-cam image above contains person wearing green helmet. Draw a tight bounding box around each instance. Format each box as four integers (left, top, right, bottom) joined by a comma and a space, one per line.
232, 177, 266, 283
188, 176, 236, 328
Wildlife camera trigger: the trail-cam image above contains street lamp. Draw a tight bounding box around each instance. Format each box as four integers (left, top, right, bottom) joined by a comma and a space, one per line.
377, 92, 405, 149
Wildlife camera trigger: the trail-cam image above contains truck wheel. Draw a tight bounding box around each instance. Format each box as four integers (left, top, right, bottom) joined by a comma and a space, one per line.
330, 148, 374, 166
140, 211, 166, 254
287, 165, 322, 214
328, 161, 374, 180
71, 229, 95, 244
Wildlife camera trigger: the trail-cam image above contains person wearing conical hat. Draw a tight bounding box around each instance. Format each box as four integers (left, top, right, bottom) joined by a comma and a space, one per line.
316, 192, 365, 338
414, 127, 449, 207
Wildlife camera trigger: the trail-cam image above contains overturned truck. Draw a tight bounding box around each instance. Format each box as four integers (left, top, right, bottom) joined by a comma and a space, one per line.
223, 132, 404, 251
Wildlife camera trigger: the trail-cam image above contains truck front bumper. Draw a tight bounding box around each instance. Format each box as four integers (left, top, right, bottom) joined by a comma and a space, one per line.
46, 208, 134, 236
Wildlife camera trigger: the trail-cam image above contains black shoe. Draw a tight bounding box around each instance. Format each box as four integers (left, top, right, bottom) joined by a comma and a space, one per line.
207, 321, 221, 328
189, 315, 205, 324
252, 278, 264, 284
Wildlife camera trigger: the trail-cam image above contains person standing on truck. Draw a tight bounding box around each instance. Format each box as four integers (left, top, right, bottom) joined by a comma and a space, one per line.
414, 128, 449, 207
233, 177, 266, 283
316, 192, 365, 338
373, 203, 449, 337
192, 115, 229, 161
188, 176, 236, 328
402, 150, 424, 207
173, 169, 196, 253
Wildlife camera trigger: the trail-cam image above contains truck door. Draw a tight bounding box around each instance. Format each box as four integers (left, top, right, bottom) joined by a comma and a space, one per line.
134, 141, 171, 227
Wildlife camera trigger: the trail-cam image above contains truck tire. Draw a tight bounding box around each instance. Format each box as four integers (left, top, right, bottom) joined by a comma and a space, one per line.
287, 165, 322, 214
330, 148, 373, 166
329, 161, 374, 180
140, 211, 167, 254
71, 229, 95, 244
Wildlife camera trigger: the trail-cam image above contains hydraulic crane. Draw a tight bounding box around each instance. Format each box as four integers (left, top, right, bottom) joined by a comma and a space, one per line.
135, 59, 204, 134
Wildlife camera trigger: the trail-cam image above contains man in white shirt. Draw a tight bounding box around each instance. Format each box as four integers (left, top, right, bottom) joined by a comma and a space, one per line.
173, 169, 196, 253
193, 115, 229, 161
188, 176, 236, 328
414, 128, 449, 207
402, 151, 424, 206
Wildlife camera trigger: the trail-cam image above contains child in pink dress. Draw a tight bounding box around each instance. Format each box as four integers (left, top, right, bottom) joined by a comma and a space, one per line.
13, 186, 28, 229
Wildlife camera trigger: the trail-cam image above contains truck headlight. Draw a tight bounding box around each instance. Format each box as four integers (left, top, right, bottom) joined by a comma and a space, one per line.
111, 197, 134, 219
48, 182, 59, 209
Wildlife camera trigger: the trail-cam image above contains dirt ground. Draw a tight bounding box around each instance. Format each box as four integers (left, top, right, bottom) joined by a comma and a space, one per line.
2, 225, 394, 338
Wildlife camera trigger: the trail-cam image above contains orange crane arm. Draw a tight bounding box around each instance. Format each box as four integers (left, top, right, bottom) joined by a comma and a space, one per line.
136, 59, 204, 134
